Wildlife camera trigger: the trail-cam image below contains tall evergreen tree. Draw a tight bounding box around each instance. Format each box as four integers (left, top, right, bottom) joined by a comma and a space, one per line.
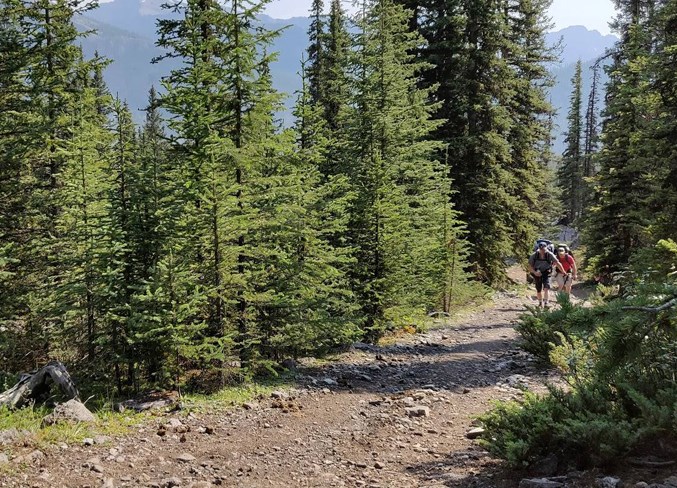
306, 0, 326, 105
504, 0, 557, 255
652, 0, 677, 240
347, 0, 465, 336
558, 60, 584, 223
584, 0, 657, 275
583, 60, 602, 179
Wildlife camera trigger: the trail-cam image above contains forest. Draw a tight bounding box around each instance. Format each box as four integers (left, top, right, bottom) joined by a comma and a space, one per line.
0, 0, 676, 472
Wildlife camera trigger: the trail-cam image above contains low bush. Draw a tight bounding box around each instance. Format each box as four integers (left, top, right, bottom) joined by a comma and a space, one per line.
479, 240, 677, 469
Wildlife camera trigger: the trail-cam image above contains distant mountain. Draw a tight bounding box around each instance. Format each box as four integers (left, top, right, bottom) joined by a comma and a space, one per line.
76, 2, 618, 153
545, 25, 617, 66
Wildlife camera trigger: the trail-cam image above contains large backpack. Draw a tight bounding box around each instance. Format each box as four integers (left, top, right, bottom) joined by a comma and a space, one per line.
533, 238, 555, 254
556, 243, 574, 258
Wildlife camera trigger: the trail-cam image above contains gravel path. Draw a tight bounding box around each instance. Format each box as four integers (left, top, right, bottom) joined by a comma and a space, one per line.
2, 288, 562, 488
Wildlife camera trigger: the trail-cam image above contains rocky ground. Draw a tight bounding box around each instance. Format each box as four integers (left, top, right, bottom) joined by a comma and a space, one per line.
1, 280, 675, 488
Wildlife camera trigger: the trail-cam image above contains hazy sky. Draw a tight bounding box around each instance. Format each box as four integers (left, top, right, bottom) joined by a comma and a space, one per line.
264, 0, 617, 35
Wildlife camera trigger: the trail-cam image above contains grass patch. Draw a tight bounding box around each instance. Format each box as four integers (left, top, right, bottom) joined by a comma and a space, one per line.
0, 405, 143, 450
182, 373, 297, 413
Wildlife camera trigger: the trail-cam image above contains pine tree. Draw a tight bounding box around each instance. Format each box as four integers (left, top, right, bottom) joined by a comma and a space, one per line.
306, 0, 326, 105
649, 0, 677, 240
557, 60, 584, 223
583, 60, 602, 179
394, 0, 529, 284
504, 0, 558, 256
53, 60, 113, 371
0, 0, 98, 368
584, 0, 657, 275
347, 0, 464, 336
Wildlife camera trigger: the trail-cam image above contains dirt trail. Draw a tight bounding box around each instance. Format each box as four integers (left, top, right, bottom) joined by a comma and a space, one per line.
3, 285, 562, 488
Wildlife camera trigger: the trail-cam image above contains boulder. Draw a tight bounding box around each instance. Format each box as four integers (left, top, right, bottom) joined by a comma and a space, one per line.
41, 399, 96, 427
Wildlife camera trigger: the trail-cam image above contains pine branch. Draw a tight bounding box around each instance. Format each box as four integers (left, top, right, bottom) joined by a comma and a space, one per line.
622, 297, 677, 314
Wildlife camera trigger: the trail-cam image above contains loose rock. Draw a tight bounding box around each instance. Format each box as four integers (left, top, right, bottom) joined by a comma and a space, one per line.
596, 477, 622, 488
405, 406, 430, 417
465, 427, 485, 439
518, 479, 564, 488
41, 399, 97, 426
177, 453, 196, 463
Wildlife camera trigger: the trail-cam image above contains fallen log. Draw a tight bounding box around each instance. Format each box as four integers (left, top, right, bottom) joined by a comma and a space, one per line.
0, 361, 80, 409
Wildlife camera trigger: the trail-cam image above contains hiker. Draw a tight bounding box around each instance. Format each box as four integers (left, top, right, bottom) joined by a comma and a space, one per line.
529, 241, 565, 308
554, 245, 577, 295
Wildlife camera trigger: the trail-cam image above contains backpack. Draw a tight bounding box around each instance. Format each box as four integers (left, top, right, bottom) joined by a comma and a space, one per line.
533, 238, 555, 254
556, 243, 574, 258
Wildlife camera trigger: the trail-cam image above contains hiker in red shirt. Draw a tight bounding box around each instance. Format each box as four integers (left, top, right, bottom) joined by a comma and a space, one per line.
554, 246, 577, 295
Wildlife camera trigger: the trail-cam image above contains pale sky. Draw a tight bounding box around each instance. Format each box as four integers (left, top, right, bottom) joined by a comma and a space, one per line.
264, 0, 616, 35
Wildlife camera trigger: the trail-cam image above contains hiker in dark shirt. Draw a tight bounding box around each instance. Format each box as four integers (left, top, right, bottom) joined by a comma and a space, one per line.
529, 242, 565, 307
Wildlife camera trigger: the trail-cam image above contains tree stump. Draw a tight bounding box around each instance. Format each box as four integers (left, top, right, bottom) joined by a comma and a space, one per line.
0, 361, 80, 409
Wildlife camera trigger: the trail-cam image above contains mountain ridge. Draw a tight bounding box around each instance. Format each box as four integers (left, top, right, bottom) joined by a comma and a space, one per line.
76, 3, 618, 152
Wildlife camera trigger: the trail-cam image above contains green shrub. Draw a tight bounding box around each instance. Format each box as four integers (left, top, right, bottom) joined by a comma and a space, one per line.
481, 240, 677, 469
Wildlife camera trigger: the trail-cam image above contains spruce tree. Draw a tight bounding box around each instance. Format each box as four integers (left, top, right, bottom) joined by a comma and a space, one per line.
652, 0, 677, 240
584, 0, 657, 275
504, 0, 557, 256
306, 0, 326, 105
557, 60, 584, 223
347, 0, 464, 336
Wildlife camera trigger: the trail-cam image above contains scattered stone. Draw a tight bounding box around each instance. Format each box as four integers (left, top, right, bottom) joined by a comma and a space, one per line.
322, 378, 338, 386
242, 402, 257, 410
465, 427, 485, 439
91, 464, 105, 473
41, 399, 97, 426
177, 453, 196, 463
518, 479, 564, 488
634, 483, 649, 488
374, 461, 385, 469
0, 453, 8, 464
271, 391, 287, 399
596, 477, 622, 488
506, 374, 530, 389
13, 449, 45, 464
83, 438, 95, 446
665, 477, 677, 488
101, 478, 115, 488
188, 482, 213, 488
161, 477, 182, 487
405, 406, 430, 418
0, 428, 22, 445
463, 388, 471, 394
94, 435, 111, 445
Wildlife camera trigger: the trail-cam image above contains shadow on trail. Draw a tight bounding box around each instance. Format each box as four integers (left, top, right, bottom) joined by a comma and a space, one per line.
298, 335, 543, 395
405, 453, 520, 488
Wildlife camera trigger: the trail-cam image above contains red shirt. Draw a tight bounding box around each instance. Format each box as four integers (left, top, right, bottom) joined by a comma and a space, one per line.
557, 254, 575, 273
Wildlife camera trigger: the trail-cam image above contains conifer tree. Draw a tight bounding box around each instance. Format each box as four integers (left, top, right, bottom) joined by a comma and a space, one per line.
584, 0, 657, 274
652, 0, 677, 239
583, 60, 602, 179
53, 60, 113, 369
347, 0, 464, 336
557, 60, 584, 223
504, 0, 557, 255
0, 0, 98, 368
307, 0, 326, 105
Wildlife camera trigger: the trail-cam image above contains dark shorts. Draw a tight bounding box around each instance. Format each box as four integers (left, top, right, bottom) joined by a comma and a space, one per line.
532, 271, 551, 292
